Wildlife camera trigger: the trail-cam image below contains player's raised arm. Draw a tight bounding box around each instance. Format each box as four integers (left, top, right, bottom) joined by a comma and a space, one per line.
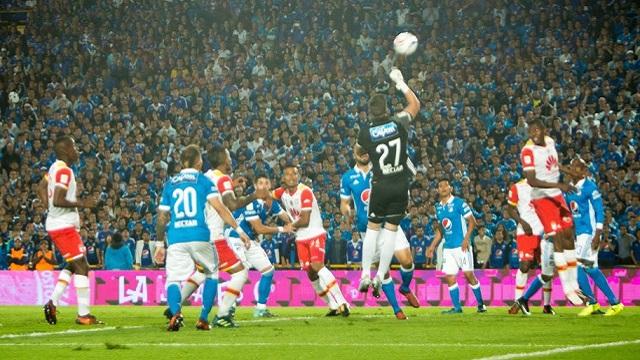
339, 173, 353, 222
389, 67, 420, 120
222, 186, 269, 211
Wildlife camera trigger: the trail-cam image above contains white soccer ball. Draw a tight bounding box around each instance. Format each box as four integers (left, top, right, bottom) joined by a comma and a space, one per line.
8, 91, 19, 104
393, 32, 418, 56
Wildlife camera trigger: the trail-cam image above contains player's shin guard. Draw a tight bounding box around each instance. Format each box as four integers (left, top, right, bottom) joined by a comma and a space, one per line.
51, 269, 72, 306
200, 278, 218, 321
469, 282, 484, 306
361, 228, 379, 280
543, 281, 552, 306
166, 282, 182, 316
219, 269, 248, 317
381, 277, 402, 314
74, 274, 91, 316
554, 252, 582, 305
399, 264, 414, 293
564, 249, 580, 291
312, 279, 335, 308
182, 271, 206, 303
586, 267, 619, 305
522, 275, 544, 301
515, 270, 527, 300
448, 284, 462, 311
577, 266, 597, 305
257, 269, 274, 309
375, 228, 397, 281
318, 267, 347, 306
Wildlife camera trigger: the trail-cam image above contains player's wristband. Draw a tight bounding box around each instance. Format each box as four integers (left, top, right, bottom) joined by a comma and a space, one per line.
596, 223, 603, 230
155, 241, 165, 249
396, 81, 409, 93
277, 226, 284, 233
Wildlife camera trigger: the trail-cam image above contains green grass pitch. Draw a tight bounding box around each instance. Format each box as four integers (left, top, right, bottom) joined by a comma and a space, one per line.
0, 306, 639, 359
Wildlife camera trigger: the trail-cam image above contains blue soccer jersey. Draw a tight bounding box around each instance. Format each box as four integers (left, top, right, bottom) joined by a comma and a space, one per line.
261, 238, 279, 264
346, 240, 363, 263
435, 196, 474, 249
410, 234, 430, 264
340, 167, 372, 233
565, 178, 604, 236
489, 241, 508, 268
158, 169, 217, 245
229, 199, 285, 240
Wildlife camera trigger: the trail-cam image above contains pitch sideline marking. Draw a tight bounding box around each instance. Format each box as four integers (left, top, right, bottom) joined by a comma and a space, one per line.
0, 326, 143, 339
0, 342, 561, 348
474, 339, 640, 360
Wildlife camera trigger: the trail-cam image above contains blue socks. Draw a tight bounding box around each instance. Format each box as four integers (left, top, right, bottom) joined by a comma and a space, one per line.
399, 264, 414, 293
586, 267, 619, 305
470, 282, 484, 306
199, 278, 219, 321
522, 275, 544, 301
448, 284, 462, 311
167, 283, 182, 316
258, 270, 274, 306
381, 277, 402, 314
577, 266, 597, 305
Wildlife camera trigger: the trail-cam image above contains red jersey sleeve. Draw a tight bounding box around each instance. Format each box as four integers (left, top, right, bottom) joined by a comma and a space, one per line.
520, 147, 535, 171
300, 188, 313, 210
507, 184, 519, 206
272, 187, 285, 200
217, 175, 234, 195
54, 167, 73, 188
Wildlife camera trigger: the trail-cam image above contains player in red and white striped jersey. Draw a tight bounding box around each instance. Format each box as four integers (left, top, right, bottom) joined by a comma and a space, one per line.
43, 136, 102, 325
273, 164, 349, 317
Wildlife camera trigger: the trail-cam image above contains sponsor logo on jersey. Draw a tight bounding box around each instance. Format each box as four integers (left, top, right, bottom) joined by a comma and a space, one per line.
442, 218, 452, 231
369, 122, 398, 140
545, 155, 558, 171
360, 188, 371, 204
570, 200, 579, 214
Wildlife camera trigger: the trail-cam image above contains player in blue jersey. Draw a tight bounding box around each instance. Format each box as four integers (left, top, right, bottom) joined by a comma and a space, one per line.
427, 179, 486, 314
566, 158, 624, 316
154, 145, 249, 331
224, 173, 294, 318
340, 148, 419, 320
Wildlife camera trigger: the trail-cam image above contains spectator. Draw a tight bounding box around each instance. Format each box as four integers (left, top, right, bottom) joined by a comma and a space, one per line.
104, 233, 133, 270
84, 231, 103, 270
261, 236, 279, 265
410, 226, 431, 268
489, 230, 508, 270
31, 240, 56, 271
473, 226, 492, 269
598, 230, 619, 268
135, 231, 156, 269
631, 230, 640, 265
0, 236, 9, 270
617, 226, 635, 265
346, 235, 362, 269
8, 237, 28, 271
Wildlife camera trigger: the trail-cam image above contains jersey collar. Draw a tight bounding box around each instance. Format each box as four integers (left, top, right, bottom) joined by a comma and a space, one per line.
574, 178, 586, 188
55, 159, 68, 167
440, 195, 454, 206
354, 164, 371, 176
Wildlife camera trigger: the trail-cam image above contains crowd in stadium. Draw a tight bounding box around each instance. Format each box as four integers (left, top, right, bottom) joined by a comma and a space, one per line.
0, 0, 639, 271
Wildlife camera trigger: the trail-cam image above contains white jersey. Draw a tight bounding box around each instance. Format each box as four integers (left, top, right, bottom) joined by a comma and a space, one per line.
45, 160, 80, 231
203, 169, 234, 241
274, 184, 325, 241
520, 136, 561, 199
508, 180, 544, 236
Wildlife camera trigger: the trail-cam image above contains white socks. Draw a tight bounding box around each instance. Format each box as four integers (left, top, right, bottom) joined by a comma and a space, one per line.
312, 279, 335, 309
543, 279, 552, 306
318, 267, 347, 307
515, 269, 528, 300
218, 269, 248, 317
564, 249, 579, 290
555, 251, 581, 305
361, 228, 379, 280
51, 269, 72, 306
375, 228, 397, 280
181, 271, 206, 302
74, 274, 91, 316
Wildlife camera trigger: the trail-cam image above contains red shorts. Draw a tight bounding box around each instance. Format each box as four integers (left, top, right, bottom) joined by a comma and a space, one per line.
296, 234, 326, 271
531, 195, 573, 236
48, 227, 85, 261
516, 234, 541, 262
214, 239, 241, 272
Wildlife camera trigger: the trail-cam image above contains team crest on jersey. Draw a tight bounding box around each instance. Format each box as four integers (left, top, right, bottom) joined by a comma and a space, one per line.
569, 200, 579, 214
545, 156, 558, 171
369, 122, 398, 140
360, 189, 371, 204
442, 218, 452, 231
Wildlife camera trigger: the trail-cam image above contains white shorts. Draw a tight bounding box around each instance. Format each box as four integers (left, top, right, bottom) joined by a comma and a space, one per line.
442, 246, 474, 275
360, 229, 411, 263
166, 241, 218, 283
228, 234, 273, 273
540, 238, 555, 276
575, 233, 598, 267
